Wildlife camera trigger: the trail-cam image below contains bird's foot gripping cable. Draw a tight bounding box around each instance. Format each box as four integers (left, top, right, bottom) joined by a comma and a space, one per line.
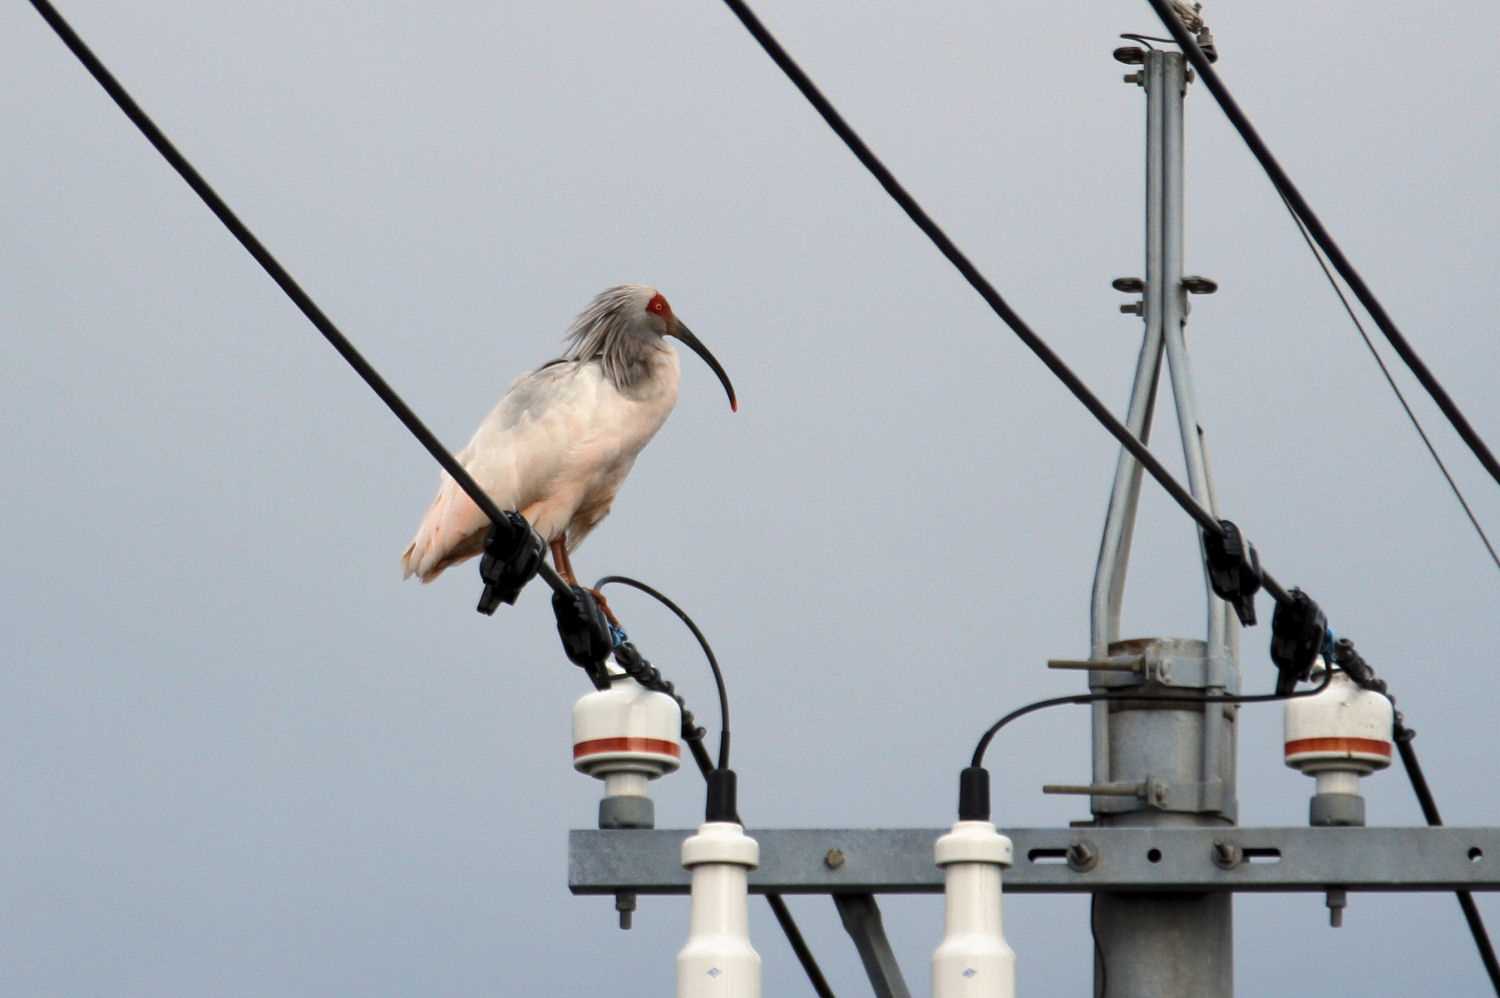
475, 513, 545, 615
551, 586, 614, 689
1203, 519, 1262, 626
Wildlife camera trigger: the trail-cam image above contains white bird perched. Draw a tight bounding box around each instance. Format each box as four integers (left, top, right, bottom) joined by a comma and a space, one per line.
401, 284, 737, 589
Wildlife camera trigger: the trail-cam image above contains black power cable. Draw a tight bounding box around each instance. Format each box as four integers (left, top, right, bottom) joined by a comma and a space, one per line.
970, 667, 1335, 769
1144, 0, 1500, 492
593, 578, 835, 998
24, 0, 567, 601
1277, 192, 1500, 576
24, 5, 830, 991
1396, 723, 1500, 990
713, 0, 1295, 608
1140, 9, 1500, 982
596, 576, 732, 771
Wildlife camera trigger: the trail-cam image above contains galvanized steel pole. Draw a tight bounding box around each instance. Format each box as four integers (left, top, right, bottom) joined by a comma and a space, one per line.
1090, 48, 1235, 998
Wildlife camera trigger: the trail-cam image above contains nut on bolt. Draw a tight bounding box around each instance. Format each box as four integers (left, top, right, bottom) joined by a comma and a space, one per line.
1067, 841, 1099, 872
1211, 840, 1243, 869
824, 848, 846, 870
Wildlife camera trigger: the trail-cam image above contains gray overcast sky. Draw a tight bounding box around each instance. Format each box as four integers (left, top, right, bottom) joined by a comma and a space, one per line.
4, 1, 1499, 994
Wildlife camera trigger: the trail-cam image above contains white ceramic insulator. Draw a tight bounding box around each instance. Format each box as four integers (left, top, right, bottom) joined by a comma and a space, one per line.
1284, 666, 1394, 776
678, 822, 761, 998
933, 820, 1016, 998
573, 675, 682, 780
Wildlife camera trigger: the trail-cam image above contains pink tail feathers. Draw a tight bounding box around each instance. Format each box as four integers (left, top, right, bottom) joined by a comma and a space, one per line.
400, 474, 490, 583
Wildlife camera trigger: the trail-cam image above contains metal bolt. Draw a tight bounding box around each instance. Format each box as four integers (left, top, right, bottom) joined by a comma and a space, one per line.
824, 848, 846, 870
616, 891, 637, 930
1211, 839, 1243, 869
1067, 841, 1099, 872
1120, 302, 1143, 316
1326, 888, 1347, 928
1149, 780, 1169, 807
1124, 72, 1143, 85
1047, 655, 1143, 673
1043, 782, 1143, 798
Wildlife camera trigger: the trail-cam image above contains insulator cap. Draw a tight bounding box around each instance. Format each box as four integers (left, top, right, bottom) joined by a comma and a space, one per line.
935, 820, 1014, 868
573, 675, 682, 779
958, 766, 991, 821
1284, 669, 1394, 775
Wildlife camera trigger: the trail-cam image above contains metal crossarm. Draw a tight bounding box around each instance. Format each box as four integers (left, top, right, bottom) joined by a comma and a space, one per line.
571, 827, 1500, 896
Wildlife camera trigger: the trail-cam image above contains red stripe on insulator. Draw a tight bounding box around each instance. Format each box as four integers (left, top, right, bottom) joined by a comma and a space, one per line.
1284, 736, 1392, 758
573, 737, 681, 759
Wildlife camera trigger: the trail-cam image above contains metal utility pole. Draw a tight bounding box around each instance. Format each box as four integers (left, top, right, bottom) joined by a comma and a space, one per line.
568, 38, 1500, 998
1085, 46, 1233, 996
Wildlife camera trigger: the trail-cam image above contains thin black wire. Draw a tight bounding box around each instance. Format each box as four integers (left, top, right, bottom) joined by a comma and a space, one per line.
595, 575, 731, 771
1145, 0, 1500, 492
639, 603, 834, 996
24, 0, 568, 599
1396, 726, 1500, 992
1278, 193, 1500, 575
971, 668, 1334, 769
713, 0, 1291, 608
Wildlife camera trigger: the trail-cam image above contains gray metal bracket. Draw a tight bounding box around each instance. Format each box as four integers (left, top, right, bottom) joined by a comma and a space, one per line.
833, 894, 911, 998
570, 826, 1500, 896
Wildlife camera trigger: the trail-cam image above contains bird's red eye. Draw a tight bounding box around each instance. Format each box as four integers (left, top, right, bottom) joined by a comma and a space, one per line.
646, 293, 669, 315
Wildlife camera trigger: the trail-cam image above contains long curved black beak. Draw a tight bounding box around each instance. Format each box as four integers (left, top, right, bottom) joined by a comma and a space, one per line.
670, 320, 738, 412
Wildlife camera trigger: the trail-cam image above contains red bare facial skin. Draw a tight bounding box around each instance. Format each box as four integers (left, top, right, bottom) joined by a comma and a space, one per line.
646, 292, 672, 319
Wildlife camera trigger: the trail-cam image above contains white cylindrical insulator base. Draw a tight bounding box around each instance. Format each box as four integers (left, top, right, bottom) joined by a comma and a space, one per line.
573, 676, 682, 780
605, 772, 649, 798
933, 820, 1016, 998
1315, 770, 1361, 797
1284, 668, 1393, 775
678, 822, 761, 998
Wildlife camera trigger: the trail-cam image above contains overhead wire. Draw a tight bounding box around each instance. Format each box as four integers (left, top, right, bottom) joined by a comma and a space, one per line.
1144, 0, 1500, 491
595, 575, 732, 772
23, 0, 568, 600
713, 0, 1290, 608
24, 4, 834, 993
1139, 5, 1500, 979
1277, 192, 1500, 575
971, 667, 1335, 769
1395, 726, 1500, 988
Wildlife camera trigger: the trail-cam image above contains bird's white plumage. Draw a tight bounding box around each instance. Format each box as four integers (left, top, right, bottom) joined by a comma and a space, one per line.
401, 343, 681, 582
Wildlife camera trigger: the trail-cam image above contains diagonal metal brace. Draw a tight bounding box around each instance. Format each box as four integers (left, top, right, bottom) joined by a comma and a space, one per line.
833, 894, 911, 998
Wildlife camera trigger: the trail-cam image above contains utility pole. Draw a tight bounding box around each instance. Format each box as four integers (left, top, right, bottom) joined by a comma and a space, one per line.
567, 38, 1500, 998
1084, 45, 1235, 996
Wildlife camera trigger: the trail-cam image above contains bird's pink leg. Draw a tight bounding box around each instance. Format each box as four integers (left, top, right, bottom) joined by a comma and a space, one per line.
550, 538, 578, 587
551, 538, 622, 628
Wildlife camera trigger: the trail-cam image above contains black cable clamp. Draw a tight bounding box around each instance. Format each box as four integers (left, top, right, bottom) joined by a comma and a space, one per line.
551, 586, 613, 689
1269, 587, 1327, 695
1331, 637, 1386, 695
1203, 519, 1262, 626
613, 641, 710, 746
475, 513, 545, 615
